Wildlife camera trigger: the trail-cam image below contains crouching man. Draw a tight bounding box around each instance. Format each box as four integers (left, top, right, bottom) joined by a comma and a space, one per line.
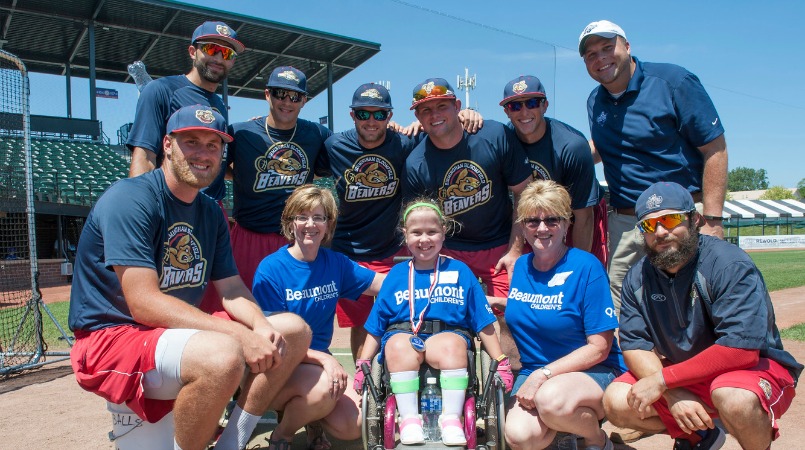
68, 105, 310, 450
603, 181, 802, 450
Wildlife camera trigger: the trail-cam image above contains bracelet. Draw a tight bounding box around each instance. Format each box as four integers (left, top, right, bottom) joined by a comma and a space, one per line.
495, 354, 508, 362
702, 214, 723, 221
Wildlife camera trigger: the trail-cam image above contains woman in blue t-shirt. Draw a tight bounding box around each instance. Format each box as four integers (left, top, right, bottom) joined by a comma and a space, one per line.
353, 198, 513, 446
503, 180, 626, 450
252, 184, 385, 450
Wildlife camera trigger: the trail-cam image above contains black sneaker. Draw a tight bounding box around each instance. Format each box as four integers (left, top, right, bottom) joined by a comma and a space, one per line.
673, 427, 726, 450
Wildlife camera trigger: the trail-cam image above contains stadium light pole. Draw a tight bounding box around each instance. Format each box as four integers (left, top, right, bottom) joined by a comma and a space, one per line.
456, 67, 476, 110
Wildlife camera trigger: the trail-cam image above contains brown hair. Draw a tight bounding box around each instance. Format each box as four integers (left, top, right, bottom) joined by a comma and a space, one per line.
281, 184, 338, 245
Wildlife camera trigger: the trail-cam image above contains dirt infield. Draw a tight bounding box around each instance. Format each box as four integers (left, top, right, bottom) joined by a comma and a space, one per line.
1, 286, 804, 449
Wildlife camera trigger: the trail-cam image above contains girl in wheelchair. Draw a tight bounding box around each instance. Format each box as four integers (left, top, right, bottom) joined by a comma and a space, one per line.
353, 198, 513, 446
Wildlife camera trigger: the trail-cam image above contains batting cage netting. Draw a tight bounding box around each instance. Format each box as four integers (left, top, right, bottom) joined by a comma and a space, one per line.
0, 49, 70, 375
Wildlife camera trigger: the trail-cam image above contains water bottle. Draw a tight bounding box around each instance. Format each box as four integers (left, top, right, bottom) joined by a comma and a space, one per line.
420, 377, 442, 441
127, 60, 153, 92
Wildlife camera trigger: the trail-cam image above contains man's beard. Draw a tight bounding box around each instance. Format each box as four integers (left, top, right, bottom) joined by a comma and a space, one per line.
645, 226, 699, 271
194, 58, 227, 84
168, 148, 218, 189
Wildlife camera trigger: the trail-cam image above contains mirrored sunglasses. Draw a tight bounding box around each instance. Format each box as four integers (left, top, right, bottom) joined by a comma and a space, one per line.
413, 85, 452, 102
196, 42, 237, 60
637, 212, 689, 233
353, 109, 390, 121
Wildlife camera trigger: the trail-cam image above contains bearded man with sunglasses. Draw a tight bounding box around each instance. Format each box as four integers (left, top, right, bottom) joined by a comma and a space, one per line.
603, 181, 801, 450
225, 66, 333, 293
127, 21, 243, 200
502, 75, 608, 267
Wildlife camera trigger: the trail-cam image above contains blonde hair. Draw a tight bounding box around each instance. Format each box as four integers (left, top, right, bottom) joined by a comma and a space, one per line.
516, 179, 572, 223
281, 184, 338, 245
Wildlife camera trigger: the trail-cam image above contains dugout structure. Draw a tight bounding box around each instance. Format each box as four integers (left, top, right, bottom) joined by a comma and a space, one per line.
0, 49, 72, 376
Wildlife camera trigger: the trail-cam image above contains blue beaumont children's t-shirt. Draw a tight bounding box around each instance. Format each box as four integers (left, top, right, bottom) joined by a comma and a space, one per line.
252, 245, 375, 351
505, 248, 625, 375
364, 256, 496, 337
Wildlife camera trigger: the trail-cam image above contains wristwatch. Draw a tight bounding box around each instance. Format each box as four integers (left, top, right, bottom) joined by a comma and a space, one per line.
539, 366, 552, 379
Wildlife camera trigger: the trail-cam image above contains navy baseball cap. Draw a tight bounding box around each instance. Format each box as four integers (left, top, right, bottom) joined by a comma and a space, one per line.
191, 21, 245, 54
410, 78, 456, 110
578, 20, 627, 56
500, 75, 546, 106
350, 83, 393, 109
167, 105, 233, 143
266, 66, 307, 94
635, 182, 695, 220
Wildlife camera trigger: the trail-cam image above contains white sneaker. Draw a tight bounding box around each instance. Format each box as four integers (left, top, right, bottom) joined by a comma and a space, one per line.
399, 415, 425, 445
439, 414, 467, 446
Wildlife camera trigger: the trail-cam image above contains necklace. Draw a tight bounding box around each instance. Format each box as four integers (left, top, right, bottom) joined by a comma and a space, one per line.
264, 117, 297, 146
407, 256, 442, 336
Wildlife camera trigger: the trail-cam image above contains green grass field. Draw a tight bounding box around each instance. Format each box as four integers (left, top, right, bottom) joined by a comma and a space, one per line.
748, 250, 805, 292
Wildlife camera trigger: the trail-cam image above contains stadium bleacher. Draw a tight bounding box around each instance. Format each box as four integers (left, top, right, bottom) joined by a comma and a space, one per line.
0, 135, 235, 209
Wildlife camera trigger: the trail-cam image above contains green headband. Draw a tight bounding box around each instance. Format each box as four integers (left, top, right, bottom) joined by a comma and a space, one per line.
403, 202, 443, 223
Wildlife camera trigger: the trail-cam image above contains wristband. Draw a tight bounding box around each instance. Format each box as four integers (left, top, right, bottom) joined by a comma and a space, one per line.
702, 214, 723, 221
495, 354, 508, 362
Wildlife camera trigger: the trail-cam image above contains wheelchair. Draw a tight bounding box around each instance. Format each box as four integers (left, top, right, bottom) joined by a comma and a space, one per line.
359, 322, 506, 450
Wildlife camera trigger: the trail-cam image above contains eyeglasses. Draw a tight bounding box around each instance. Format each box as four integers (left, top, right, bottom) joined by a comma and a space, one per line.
523, 216, 563, 229
637, 212, 690, 234
270, 88, 304, 103
353, 109, 391, 121
196, 42, 237, 61
413, 84, 452, 102
294, 214, 328, 224
504, 97, 544, 113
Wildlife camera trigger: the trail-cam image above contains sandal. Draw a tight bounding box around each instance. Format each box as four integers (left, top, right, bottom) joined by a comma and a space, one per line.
305, 421, 332, 450
265, 437, 292, 450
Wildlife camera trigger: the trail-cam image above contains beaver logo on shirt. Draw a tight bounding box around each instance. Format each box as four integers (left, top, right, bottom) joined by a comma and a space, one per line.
160, 223, 207, 292
254, 143, 310, 191
439, 161, 491, 216
343, 155, 398, 202
529, 159, 551, 181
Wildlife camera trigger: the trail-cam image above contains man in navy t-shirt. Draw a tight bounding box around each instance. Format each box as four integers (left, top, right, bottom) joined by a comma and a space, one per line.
69, 105, 311, 450
501, 75, 608, 267
126, 20, 243, 203
227, 66, 333, 293
578, 20, 728, 313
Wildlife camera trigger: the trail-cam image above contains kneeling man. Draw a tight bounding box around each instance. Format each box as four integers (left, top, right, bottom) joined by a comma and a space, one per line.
603, 181, 802, 450
68, 105, 311, 450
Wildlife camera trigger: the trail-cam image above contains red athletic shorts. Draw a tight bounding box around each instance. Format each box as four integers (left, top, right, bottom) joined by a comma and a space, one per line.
566, 197, 609, 267
441, 243, 510, 298
71, 325, 172, 423
615, 357, 796, 440
335, 247, 410, 328
198, 201, 231, 314
229, 222, 288, 291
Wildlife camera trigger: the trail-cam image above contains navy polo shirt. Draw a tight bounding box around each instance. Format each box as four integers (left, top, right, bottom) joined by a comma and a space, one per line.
587, 57, 725, 209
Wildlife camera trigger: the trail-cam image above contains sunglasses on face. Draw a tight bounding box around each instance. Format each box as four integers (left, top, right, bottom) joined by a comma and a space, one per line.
196, 42, 237, 60
637, 212, 690, 234
294, 214, 327, 224
523, 216, 562, 229
413, 85, 451, 102
270, 88, 304, 103
353, 109, 390, 121
504, 97, 544, 113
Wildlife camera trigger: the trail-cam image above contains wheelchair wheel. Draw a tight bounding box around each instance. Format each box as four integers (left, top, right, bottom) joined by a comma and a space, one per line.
361, 355, 385, 450
479, 350, 506, 450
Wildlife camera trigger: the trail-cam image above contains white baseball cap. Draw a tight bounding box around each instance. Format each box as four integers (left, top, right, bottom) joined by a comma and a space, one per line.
578, 20, 627, 56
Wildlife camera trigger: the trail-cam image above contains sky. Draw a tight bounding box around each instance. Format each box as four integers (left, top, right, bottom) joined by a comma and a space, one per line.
27, 0, 805, 187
